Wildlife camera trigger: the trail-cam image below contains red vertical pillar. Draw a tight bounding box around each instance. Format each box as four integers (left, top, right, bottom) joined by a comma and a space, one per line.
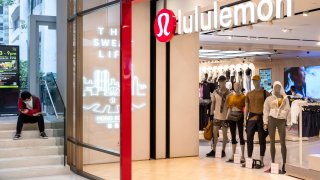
120, 0, 132, 180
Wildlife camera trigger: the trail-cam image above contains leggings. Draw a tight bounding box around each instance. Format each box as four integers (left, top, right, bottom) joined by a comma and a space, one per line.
268, 116, 287, 164
229, 115, 245, 145
246, 115, 268, 157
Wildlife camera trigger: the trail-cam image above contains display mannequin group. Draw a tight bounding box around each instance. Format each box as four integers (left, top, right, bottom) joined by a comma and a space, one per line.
206, 76, 231, 157
244, 75, 270, 168
263, 81, 291, 173
226, 82, 246, 163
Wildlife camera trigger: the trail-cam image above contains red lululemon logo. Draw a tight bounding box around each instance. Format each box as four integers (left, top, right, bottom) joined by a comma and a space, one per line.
154, 9, 176, 42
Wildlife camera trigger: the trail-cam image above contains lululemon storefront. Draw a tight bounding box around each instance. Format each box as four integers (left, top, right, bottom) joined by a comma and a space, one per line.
67, 0, 320, 179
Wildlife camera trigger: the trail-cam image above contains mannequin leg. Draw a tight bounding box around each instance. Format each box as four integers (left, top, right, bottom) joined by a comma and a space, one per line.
229, 120, 237, 159
257, 116, 267, 164
222, 126, 228, 152
212, 125, 220, 152
237, 117, 245, 160
268, 117, 277, 163
278, 119, 287, 172
246, 120, 257, 158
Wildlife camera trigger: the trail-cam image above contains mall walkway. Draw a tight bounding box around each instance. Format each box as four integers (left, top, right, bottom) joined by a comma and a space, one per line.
0, 117, 68, 179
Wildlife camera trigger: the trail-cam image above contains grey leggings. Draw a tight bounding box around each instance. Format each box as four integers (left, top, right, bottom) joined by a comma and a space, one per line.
268, 116, 287, 164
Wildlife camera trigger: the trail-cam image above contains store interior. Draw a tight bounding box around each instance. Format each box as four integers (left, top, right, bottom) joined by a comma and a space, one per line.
197, 5, 320, 179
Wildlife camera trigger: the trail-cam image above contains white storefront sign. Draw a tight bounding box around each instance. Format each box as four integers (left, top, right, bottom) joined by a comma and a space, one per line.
177, 0, 294, 34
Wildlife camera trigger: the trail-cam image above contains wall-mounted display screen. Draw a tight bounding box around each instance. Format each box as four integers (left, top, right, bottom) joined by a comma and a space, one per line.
284, 66, 320, 99
259, 68, 272, 92
0, 46, 19, 88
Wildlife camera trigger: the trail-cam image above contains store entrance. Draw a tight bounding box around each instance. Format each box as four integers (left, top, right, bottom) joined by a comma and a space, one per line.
196, 8, 320, 178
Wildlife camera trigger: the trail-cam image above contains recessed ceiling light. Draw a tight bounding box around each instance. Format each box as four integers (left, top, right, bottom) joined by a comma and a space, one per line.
228, 36, 233, 40
303, 12, 309, 17
317, 42, 320, 46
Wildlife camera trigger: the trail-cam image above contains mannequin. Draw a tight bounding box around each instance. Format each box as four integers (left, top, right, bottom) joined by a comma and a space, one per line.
263, 81, 291, 174
226, 83, 246, 163
226, 69, 231, 80
238, 68, 244, 90
245, 67, 252, 92
231, 68, 236, 90
206, 76, 231, 158
244, 75, 270, 168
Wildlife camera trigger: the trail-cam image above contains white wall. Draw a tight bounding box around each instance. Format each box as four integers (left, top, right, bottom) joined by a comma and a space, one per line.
170, 33, 199, 157
132, 1, 151, 161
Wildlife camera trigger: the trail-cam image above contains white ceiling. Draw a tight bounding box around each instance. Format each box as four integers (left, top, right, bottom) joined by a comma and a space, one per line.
200, 0, 320, 48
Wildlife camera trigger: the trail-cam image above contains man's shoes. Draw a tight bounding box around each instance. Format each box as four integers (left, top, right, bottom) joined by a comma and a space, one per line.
222, 151, 226, 158
206, 150, 215, 157
40, 132, 48, 139
13, 134, 21, 140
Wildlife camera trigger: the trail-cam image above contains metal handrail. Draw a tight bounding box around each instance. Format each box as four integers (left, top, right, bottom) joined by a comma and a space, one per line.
43, 79, 59, 119
41, 72, 66, 166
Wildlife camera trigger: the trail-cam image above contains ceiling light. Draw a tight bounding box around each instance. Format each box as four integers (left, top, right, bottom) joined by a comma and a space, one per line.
303, 11, 309, 17
228, 35, 233, 40
199, 50, 220, 53
317, 42, 320, 46
247, 36, 251, 40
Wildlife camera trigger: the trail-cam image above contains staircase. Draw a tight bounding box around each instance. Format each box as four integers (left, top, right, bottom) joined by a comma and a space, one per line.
0, 120, 69, 179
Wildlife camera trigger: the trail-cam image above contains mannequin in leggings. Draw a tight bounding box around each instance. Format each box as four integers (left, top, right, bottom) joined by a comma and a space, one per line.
226, 83, 246, 163
263, 81, 291, 174
244, 75, 270, 168
206, 75, 231, 157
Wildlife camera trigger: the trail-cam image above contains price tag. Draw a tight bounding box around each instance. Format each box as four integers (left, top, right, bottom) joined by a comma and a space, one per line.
271, 163, 279, 174
234, 154, 241, 164
215, 147, 222, 158
246, 158, 253, 168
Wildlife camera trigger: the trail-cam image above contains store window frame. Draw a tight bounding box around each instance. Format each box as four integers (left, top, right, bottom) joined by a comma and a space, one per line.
67, 0, 132, 179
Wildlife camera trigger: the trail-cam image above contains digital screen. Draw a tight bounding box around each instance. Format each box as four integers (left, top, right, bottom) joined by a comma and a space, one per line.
284, 66, 320, 99
259, 68, 272, 91
0, 46, 19, 88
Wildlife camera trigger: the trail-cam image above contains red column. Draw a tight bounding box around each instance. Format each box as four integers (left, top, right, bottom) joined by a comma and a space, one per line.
120, 0, 132, 180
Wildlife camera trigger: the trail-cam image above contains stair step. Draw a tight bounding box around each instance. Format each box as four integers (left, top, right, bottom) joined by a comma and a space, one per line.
0, 165, 69, 179
0, 129, 64, 139
0, 146, 63, 158
0, 121, 64, 131
0, 155, 64, 169
0, 137, 63, 148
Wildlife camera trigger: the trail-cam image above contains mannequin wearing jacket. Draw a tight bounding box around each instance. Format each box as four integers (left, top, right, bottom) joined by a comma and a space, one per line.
226, 82, 246, 163
263, 81, 291, 174
206, 76, 231, 158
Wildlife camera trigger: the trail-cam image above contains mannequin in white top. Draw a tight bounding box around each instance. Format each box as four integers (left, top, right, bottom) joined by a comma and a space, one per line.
263, 81, 291, 174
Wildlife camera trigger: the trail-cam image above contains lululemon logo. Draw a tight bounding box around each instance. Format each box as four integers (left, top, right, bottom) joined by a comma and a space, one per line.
154, 9, 176, 42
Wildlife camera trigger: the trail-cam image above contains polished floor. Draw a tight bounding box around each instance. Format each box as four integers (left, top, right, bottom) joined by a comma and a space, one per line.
82, 139, 320, 180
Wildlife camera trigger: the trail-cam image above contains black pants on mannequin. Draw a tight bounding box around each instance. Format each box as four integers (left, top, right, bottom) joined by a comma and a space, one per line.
246, 115, 268, 157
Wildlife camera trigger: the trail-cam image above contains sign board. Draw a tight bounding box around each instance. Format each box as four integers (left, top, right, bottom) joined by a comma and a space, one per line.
0, 45, 20, 114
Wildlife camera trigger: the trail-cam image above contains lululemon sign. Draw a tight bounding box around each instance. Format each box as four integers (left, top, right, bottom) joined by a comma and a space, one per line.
154, 9, 177, 42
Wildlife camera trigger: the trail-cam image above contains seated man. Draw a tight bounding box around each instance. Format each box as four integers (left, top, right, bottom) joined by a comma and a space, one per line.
13, 91, 48, 140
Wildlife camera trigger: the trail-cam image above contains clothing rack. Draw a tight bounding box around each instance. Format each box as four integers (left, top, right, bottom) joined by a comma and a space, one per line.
298, 103, 320, 167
